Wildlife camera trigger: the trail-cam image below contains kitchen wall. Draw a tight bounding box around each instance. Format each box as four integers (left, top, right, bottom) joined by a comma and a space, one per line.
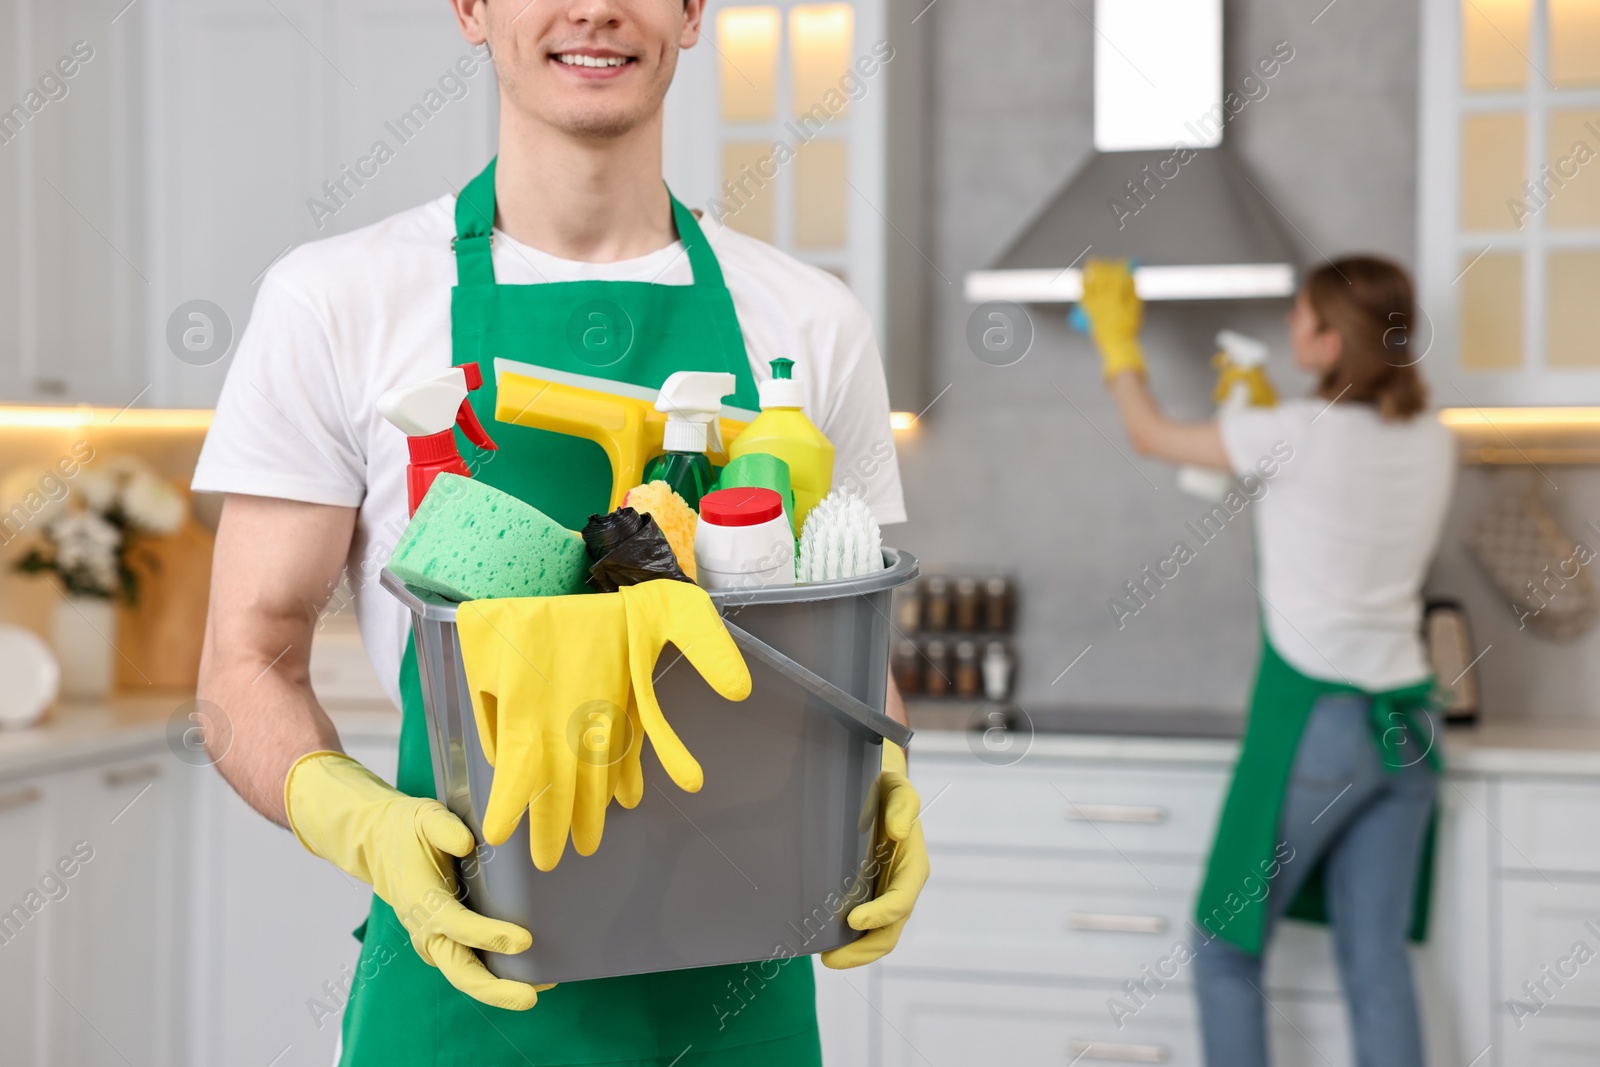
894, 0, 1600, 721
0, 425, 210, 647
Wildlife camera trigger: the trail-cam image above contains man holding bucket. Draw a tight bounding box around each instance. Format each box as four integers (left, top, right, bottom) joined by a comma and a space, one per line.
191, 1, 926, 1064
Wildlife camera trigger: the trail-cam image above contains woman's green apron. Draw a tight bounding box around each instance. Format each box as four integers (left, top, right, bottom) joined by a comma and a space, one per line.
338, 159, 822, 1067
1195, 636, 1440, 956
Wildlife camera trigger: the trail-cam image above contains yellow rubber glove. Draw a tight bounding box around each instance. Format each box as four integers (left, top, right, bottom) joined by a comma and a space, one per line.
457, 595, 638, 871
284, 751, 546, 1010
617, 579, 753, 796
821, 742, 930, 969
1079, 259, 1147, 379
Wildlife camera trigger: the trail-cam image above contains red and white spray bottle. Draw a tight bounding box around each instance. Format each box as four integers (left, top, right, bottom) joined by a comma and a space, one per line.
377, 362, 498, 516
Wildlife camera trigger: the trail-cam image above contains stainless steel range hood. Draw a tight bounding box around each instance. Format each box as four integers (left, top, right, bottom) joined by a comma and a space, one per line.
964, 0, 1299, 304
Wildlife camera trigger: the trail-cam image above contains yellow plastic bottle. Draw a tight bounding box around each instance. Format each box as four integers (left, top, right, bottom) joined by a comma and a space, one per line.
727, 358, 834, 536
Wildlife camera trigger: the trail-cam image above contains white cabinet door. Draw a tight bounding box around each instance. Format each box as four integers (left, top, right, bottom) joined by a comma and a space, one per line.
887, 851, 1202, 980
144, 0, 494, 409
1498, 879, 1600, 1012
46, 754, 182, 1067
875, 974, 1351, 1067
1498, 1011, 1600, 1066
144, 0, 336, 410
2, 0, 146, 405
877, 974, 1204, 1067
0, 776, 50, 1067
188, 731, 399, 1067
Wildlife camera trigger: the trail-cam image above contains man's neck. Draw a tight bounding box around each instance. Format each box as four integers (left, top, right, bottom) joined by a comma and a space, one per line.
492, 107, 676, 264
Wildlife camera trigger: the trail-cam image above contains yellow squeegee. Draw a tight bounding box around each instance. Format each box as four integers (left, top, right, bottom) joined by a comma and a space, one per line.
494, 360, 752, 512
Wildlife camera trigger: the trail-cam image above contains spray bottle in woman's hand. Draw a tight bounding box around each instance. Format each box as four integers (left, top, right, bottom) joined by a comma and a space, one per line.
1178, 331, 1276, 500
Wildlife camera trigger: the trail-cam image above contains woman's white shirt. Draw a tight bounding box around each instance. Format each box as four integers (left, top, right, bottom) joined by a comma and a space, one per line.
1219, 398, 1456, 691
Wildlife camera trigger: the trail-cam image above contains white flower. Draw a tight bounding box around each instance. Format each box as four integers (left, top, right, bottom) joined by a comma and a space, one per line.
75, 470, 118, 514
121, 473, 186, 534
47, 511, 122, 596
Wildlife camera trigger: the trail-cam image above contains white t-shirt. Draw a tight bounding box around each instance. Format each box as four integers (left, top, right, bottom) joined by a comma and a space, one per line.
1219, 398, 1455, 690
192, 195, 906, 706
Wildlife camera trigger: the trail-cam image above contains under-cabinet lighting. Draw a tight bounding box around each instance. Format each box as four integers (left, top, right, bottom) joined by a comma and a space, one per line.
0, 405, 213, 430
963, 264, 1296, 304
1439, 407, 1600, 430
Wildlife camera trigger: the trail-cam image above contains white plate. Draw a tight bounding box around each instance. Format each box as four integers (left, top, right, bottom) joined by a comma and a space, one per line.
0, 625, 60, 729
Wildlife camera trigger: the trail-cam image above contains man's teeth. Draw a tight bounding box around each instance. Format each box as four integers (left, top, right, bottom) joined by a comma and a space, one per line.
557, 54, 629, 68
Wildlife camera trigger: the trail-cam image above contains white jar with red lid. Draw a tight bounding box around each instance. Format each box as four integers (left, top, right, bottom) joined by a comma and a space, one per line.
694, 487, 795, 591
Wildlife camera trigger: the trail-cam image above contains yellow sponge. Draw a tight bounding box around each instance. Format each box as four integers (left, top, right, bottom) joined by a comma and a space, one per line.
623, 481, 698, 582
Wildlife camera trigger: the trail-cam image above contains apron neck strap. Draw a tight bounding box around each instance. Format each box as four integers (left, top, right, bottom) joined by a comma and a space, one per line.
670, 196, 726, 289
453, 157, 725, 290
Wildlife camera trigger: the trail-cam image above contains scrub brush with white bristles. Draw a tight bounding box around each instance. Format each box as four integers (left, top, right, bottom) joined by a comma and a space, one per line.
797, 491, 884, 583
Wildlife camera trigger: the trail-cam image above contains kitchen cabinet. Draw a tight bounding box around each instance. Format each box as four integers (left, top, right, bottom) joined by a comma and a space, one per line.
874, 975, 1350, 1067
142, 0, 496, 409
1, 0, 147, 406
47, 756, 183, 1067
186, 726, 399, 1067
0, 743, 183, 1067
0, 0, 495, 409
1418, 0, 1600, 406
813, 733, 1538, 1067
662, 0, 927, 410
0, 775, 49, 1067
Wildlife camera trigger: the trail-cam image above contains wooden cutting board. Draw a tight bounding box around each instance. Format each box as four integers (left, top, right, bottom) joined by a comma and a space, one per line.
115, 519, 214, 690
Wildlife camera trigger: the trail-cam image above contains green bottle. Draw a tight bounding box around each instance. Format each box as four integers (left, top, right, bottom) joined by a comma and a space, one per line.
640, 370, 736, 510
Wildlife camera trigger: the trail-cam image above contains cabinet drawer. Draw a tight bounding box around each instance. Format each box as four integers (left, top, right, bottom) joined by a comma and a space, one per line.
893, 851, 1342, 994
913, 764, 1228, 857
875, 974, 1349, 1067
892, 853, 1202, 979
1498, 881, 1600, 1011
1499, 781, 1600, 875
1498, 1011, 1600, 1066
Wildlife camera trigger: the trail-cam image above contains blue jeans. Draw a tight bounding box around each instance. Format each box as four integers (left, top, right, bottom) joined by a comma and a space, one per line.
1194, 694, 1438, 1067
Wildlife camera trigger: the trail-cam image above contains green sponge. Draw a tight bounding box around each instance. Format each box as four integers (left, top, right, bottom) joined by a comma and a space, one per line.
388, 474, 589, 601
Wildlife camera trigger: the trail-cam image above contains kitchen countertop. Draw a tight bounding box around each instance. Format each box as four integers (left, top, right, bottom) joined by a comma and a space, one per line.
907, 708, 1600, 778
0, 694, 400, 782
8, 696, 1600, 781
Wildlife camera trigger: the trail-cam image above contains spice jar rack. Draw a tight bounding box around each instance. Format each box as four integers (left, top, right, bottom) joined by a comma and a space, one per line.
890, 573, 1016, 702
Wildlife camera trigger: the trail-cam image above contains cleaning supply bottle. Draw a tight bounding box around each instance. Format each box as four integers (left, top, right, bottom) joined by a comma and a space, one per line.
694, 487, 795, 591
640, 371, 736, 510
495, 362, 752, 511
726, 358, 834, 536
1178, 330, 1276, 501
377, 363, 499, 515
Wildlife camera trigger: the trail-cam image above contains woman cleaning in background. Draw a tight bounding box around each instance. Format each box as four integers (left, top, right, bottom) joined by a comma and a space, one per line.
1079, 257, 1455, 1067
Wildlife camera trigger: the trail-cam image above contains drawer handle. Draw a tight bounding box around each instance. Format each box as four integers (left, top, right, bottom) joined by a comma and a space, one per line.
0, 786, 43, 813
1067, 1040, 1169, 1063
1066, 913, 1168, 935
1067, 804, 1167, 824
103, 764, 162, 789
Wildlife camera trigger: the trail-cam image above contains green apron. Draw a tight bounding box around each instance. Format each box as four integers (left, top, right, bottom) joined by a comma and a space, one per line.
338, 159, 821, 1067
1195, 637, 1440, 956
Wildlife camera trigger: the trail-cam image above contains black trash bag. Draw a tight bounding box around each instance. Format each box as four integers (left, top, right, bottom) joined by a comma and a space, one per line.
582, 506, 649, 562
582, 508, 693, 592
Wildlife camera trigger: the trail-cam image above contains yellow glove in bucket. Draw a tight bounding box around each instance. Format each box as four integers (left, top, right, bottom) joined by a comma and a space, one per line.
284, 751, 550, 1010
821, 742, 930, 969
1080, 259, 1147, 380
457, 594, 637, 871
617, 579, 753, 796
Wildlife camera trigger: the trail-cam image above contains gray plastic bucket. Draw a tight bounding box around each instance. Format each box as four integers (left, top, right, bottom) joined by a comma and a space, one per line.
380, 548, 918, 985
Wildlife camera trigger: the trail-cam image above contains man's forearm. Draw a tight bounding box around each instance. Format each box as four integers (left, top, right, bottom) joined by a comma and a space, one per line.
199, 495, 360, 829
199, 638, 343, 828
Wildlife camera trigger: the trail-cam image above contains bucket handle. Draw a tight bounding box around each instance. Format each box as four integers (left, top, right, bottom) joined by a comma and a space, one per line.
721, 620, 914, 749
